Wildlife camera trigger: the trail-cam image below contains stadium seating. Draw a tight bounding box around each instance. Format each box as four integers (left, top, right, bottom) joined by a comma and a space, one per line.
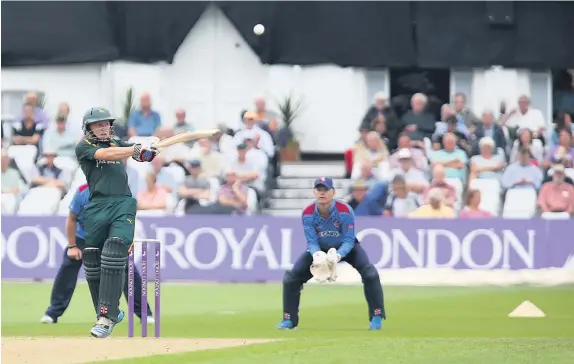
17, 186, 62, 215
502, 188, 538, 218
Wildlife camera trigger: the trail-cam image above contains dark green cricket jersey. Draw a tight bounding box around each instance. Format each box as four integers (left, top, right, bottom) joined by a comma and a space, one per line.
75, 138, 133, 200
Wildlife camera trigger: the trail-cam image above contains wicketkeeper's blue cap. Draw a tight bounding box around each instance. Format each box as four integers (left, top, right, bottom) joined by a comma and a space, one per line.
314, 177, 334, 189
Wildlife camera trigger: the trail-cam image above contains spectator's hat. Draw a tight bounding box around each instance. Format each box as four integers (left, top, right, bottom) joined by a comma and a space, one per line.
188, 159, 201, 168
351, 179, 369, 190
314, 176, 334, 190
553, 164, 565, 173
237, 142, 248, 150
398, 148, 412, 159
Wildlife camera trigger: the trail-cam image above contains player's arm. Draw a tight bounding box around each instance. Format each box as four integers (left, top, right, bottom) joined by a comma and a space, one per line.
302, 215, 321, 255
66, 212, 78, 248
337, 210, 357, 259
75, 139, 133, 161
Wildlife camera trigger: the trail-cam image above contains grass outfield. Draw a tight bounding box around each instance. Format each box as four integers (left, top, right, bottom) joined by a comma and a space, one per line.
2, 283, 574, 363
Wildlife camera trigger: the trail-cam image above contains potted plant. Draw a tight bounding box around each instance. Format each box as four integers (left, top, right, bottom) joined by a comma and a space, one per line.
277, 94, 304, 162
114, 87, 134, 140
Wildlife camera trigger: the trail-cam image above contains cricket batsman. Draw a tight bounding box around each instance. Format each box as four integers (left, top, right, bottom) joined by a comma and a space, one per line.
40, 184, 153, 325
75, 107, 158, 338
276, 177, 386, 330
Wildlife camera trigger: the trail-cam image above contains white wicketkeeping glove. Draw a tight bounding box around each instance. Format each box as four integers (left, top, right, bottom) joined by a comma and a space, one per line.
326, 248, 339, 282
310, 251, 330, 283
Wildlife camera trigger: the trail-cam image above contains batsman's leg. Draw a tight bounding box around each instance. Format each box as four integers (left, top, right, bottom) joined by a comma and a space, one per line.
83, 247, 102, 314
42, 244, 83, 323
343, 242, 386, 330
277, 251, 313, 329
123, 263, 153, 321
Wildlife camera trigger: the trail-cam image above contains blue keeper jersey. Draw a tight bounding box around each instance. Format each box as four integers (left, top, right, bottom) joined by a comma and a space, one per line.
68, 184, 89, 239
301, 199, 356, 258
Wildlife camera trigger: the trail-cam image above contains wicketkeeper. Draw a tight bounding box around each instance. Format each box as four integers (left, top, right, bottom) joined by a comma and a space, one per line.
276, 177, 386, 330
40, 184, 153, 324
75, 107, 159, 338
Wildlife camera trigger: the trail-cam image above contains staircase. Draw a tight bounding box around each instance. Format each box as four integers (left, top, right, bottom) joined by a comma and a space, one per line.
264, 162, 350, 216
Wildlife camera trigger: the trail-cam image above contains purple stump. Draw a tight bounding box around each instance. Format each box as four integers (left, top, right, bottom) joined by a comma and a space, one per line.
141, 241, 148, 337
154, 242, 161, 338
128, 247, 135, 338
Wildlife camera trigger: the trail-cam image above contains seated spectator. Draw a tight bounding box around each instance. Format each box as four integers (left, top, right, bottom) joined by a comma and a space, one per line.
13, 92, 49, 127
459, 189, 492, 218
42, 114, 78, 159
408, 187, 456, 218
471, 110, 507, 156
212, 124, 238, 162
193, 138, 225, 179
502, 148, 543, 190
254, 95, 279, 135
389, 148, 429, 194
423, 165, 456, 207
172, 108, 195, 134
1, 150, 26, 214
370, 113, 391, 148
543, 128, 574, 170
151, 155, 178, 194
231, 142, 265, 196
509, 128, 544, 165
245, 136, 269, 177
348, 180, 389, 216
346, 180, 370, 211
350, 161, 379, 191
233, 112, 275, 159
383, 175, 421, 217
503, 95, 546, 141
551, 111, 574, 146
216, 169, 249, 214
401, 93, 436, 141
469, 137, 505, 181
31, 149, 68, 191
128, 93, 161, 137
452, 92, 481, 129
388, 133, 428, 170
137, 173, 169, 211
12, 104, 45, 149
177, 160, 212, 213
360, 92, 401, 149
352, 131, 389, 178
537, 164, 574, 214
429, 133, 468, 181
432, 115, 472, 155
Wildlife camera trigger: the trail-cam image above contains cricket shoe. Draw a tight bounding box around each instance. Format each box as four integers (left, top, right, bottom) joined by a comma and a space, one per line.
94, 309, 124, 323
144, 316, 155, 325
276, 319, 296, 330
90, 311, 123, 339
369, 315, 383, 330
40, 315, 56, 324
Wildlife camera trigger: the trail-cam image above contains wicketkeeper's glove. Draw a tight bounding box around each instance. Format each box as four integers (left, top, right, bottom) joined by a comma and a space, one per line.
132, 143, 159, 162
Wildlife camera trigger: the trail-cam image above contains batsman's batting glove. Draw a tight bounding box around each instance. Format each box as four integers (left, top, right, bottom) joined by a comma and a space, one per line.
132, 143, 159, 162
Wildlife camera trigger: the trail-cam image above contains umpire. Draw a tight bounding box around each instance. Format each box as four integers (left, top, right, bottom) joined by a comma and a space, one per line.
40, 184, 153, 324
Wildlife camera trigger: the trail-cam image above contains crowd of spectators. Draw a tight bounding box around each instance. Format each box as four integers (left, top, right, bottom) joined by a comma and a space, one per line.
345, 92, 574, 219
1, 92, 281, 216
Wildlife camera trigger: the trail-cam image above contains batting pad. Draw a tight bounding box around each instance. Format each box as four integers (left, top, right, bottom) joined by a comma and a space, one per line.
99, 238, 128, 321
83, 247, 101, 314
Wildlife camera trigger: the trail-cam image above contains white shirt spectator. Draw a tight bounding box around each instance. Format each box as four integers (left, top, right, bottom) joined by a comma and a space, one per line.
234, 112, 275, 158
505, 96, 546, 132
232, 145, 265, 192
42, 117, 79, 159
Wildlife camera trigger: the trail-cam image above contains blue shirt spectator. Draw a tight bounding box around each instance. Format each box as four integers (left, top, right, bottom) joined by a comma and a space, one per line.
69, 184, 89, 239
501, 149, 543, 190
128, 93, 161, 137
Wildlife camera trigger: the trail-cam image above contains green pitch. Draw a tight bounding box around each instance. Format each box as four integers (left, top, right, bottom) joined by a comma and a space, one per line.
2, 283, 574, 363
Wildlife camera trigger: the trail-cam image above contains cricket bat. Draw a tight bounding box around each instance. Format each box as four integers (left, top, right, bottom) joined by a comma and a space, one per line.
154, 129, 220, 149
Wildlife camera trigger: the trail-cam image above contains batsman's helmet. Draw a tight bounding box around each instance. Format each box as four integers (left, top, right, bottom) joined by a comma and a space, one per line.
82, 107, 115, 142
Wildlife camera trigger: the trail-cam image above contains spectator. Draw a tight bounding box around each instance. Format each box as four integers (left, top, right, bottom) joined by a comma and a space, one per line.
151, 155, 177, 194
537, 164, 574, 214
543, 128, 574, 170
509, 128, 544, 165
352, 131, 389, 178
471, 110, 507, 156
128, 93, 161, 137
348, 180, 389, 216
432, 115, 472, 155
429, 133, 468, 181
13, 92, 49, 127
360, 92, 401, 149
12, 104, 45, 149
452, 92, 481, 129
216, 169, 249, 214
469, 137, 505, 181
503, 95, 546, 140
423, 165, 457, 207
350, 161, 379, 190
212, 124, 238, 162
31, 149, 68, 191
551, 111, 574, 146
370, 113, 391, 148
408, 187, 456, 218
388, 133, 428, 171
177, 160, 212, 213
245, 136, 269, 176
254, 96, 279, 134
346, 180, 370, 211
137, 173, 169, 211
389, 148, 429, 194
42, 114, 78, 159
401, 93, 436, 141
172, 108, 195, 134
1, 150, 26, 214
435, 104, 470, 138
193, 138, 225, 179
383, 175, 421, 217
231, 143, 265, 197
502, 148, 543, 190
459, 189, 492, 218
234, 112, 275, 159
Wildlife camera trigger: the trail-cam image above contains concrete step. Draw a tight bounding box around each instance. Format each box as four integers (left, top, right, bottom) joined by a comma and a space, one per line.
281, 162, 346, 178
269, 198, 315, 210
276, 177, 351, 190
271, 188, 348, 199
263, 209, 301, 217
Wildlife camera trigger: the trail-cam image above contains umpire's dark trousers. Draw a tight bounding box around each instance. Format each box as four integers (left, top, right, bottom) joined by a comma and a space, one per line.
45, 237, 152, 322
